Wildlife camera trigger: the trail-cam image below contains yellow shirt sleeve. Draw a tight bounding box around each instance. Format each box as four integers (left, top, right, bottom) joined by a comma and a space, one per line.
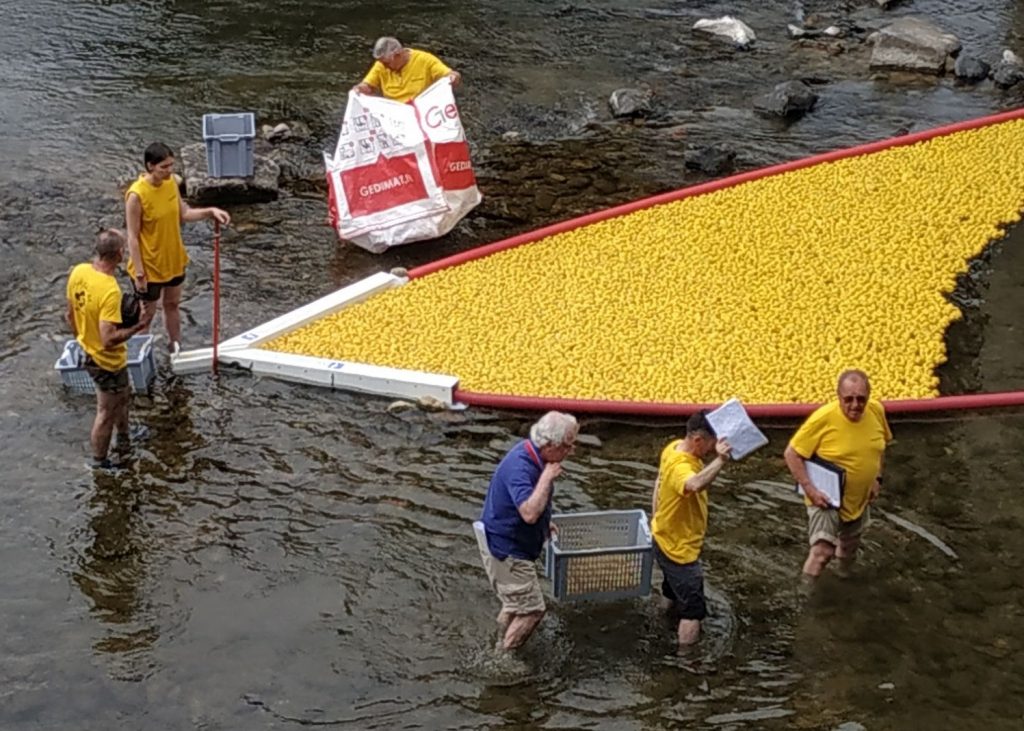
362, 61, 384, 88
789, 404, 828, 458
423, 51, 452, 81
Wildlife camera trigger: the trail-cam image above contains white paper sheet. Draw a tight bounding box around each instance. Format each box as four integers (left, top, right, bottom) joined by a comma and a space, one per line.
705, 398, 768, 460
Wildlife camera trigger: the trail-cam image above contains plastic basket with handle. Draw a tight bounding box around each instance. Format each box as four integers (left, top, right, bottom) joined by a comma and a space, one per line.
544, 509, 653, 601
54, 335, 156, 394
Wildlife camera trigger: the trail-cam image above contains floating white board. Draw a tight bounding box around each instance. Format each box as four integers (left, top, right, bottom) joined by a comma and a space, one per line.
171, 271, 459, 405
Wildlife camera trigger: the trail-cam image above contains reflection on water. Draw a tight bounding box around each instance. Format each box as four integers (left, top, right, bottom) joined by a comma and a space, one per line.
2, 0, 1024, 728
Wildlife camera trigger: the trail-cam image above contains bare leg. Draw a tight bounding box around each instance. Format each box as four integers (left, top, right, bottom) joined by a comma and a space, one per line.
114, 389, 131, 438
161, 283, 184, 349
677, 618, 700, 648
835, 534, 861, 575
502, 610, 544, 651
802, 540, 836, 578
496, 609, 513, 632
138, 299, 158, 335
91, 390, 119, 461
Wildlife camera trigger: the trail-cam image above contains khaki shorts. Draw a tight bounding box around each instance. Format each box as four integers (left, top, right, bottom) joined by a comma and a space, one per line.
475, 527, 545, 616
807, 505, 871, 546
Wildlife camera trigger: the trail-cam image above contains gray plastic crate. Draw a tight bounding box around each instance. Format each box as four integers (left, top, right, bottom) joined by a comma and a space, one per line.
54, 335, 156, 394
203, 112, 255, 178
544, 509, 653, 601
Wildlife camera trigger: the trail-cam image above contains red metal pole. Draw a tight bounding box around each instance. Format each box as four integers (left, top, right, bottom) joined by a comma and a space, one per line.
212, 220, 220, 375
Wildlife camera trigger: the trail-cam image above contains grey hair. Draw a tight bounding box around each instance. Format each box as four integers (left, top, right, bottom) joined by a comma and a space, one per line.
837, 369, 870, 392
373, 36, 403, 59
529, 411, 579, 448
95, 228, 125, 261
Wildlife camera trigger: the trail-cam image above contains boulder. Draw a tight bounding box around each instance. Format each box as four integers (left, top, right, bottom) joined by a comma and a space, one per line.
180, 142, 280, 206
953, 55, 990, 82
753, 80, 819, 119
992, 59, 1024, 89
608, 88, 653, 119
684, 145, 736, 175
868, 17, 961, 74
875, 0, 902, 8
693, 16, 756, 49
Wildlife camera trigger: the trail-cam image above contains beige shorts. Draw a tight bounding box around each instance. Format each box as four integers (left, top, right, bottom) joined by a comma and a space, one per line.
807, 505, 871, 546
475, 529, 545, 615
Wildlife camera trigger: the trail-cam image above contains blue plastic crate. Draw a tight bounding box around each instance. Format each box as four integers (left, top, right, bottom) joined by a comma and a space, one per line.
54, 335, 156, 394
544, 509, 653, 601
202, 112, 255, 178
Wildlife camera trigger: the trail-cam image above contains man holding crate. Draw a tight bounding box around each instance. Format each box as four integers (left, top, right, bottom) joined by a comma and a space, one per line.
477, 411, 579, 652
65, 229, 152, 469
651, 411, 732, 650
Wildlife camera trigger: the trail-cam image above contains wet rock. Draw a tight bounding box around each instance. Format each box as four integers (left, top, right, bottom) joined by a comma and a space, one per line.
693, 16, 756, 49
992, 52, 1024, 88
416, 395, 449, 412
876, 0, 903, 8
753, 80, 818, 119
869, 17, 961, 75
179, 142, 280, 206
834, 723, 867, 731
788, 24, 843, 39
386, 400, 417, 414
576, 433, 603, 448
609, 88, 652, 119
684, 145, 736, 175
953, 55, 991, 82
389, 267, 409, 279
878, 682, 896, 690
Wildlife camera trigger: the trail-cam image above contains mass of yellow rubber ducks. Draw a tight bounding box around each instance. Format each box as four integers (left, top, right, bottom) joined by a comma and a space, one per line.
266, 118, 1024, 404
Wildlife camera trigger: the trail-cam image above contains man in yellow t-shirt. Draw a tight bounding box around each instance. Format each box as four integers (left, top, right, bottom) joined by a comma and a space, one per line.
65, 230, 152, 469
650, 411, 732, 649
353, 36, 461, 103
785, 369, 893, 578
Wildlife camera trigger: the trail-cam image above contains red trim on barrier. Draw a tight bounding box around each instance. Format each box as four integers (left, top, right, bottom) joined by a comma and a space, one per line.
407, 108, 1024, 415
453, 389, 1024, 416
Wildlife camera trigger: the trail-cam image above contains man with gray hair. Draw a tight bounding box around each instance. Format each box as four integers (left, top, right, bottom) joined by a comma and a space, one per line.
353, 36, 461, 103
476, 411, 578, 651
785, 369, 892, 578
65, 229, 153, 469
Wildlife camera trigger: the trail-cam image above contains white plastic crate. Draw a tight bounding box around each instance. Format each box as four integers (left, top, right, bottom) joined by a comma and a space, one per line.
54, 335, 156, 394
202, 112, 255, 178
544, 509, 653, 601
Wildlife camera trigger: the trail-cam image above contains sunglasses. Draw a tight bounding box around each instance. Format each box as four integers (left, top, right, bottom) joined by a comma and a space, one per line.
841, 395, 868, 405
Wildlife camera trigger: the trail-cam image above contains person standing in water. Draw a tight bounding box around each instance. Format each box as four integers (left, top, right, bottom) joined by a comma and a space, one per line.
125, 142, 230, 353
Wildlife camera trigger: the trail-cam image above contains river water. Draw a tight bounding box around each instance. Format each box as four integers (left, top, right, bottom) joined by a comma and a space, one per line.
2, 1, 1024, 729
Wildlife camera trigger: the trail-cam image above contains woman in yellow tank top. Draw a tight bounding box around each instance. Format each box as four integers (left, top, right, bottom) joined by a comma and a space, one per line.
125, 142, 231, 353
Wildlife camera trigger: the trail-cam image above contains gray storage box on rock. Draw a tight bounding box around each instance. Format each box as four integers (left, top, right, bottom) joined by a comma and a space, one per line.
203, 112, 256, 178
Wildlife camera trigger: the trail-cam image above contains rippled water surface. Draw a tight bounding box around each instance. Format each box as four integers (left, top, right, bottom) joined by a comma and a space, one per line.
3, 1, 1024, 728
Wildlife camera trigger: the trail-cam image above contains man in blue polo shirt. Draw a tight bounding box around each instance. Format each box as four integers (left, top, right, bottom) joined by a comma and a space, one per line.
477, 411, 579, 651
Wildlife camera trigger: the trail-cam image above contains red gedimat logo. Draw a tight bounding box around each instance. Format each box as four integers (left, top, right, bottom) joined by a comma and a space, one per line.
423, 103, 459, 128
432, 141, 477, 190
340, 154, 429, 217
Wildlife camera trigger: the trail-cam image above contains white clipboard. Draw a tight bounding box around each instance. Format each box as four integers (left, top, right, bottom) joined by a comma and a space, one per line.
796, 457, 844, 509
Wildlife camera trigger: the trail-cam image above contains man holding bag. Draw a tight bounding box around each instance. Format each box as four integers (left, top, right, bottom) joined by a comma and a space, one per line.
353, 37, 461, 102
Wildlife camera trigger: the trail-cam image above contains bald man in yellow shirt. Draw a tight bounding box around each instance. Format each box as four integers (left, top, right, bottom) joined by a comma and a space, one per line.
785, 369, 892, 578
650, 411, 732, 650
353, 36, 461, 103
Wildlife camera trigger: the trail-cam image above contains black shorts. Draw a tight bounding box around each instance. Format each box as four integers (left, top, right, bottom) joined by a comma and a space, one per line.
84, 357, 130, 394
654, 542, 707, 621
134, 272, 185, 302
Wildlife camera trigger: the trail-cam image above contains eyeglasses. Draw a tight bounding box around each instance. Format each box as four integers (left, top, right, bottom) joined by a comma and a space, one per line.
841, 395, 868, 405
